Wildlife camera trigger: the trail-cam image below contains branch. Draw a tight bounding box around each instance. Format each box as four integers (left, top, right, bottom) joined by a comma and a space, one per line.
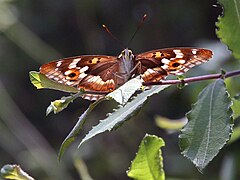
83, 69, 240, 95
142, 69, 240, 86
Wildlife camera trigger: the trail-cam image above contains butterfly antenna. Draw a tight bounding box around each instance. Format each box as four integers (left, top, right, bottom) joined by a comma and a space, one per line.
127, 14, 147, 46
102, 24, 125, 48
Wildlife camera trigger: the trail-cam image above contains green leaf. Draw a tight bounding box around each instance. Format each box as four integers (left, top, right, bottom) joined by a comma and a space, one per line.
73, 158, 93, 180
155, 116, 187, 131
228, 125, 240, 144
29, 71, 79, 93
46, 98, 71, 115
216, 0, 240, 59
127, 134, 165, 180
232, 95, 240, 119
58, 99, 104, 161
78, 85, 169, 148
179, 79, 233, 171
1, 164, 34, 180
107, 77, 142, 105
46, 92, 85, 115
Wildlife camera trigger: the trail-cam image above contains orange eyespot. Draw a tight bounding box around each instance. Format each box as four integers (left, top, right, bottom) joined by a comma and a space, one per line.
65, 69, 80, 80
172, 62, 180, 67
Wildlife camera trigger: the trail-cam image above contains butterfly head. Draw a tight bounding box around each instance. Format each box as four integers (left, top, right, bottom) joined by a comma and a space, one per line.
119, 48, 135, 61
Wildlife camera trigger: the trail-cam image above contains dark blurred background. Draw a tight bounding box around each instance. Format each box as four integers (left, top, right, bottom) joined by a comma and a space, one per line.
0, 0, 239, 179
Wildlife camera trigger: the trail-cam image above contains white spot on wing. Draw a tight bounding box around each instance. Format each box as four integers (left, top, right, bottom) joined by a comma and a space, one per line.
66, 81, 74, 85
195, 61, 202, 65
176, 54, 183, 58
162, 65, 169, 69
87, 76, 101, 83
173, 49, 184, 58
161, 58, 170, 64
68, 58, 81, 69
192, 50, 197, 55
173, 49, 181, 53
178, 60, 186, 64
56, 61, 62, 67
147, 68, 156, 74
53, 77, 60, 81
64, 70, 73, 76
79, 72, 87, 79
80, 66, 89, 73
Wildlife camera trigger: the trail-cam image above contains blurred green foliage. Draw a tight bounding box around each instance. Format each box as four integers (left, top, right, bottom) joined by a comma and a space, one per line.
0, 0, 239, 179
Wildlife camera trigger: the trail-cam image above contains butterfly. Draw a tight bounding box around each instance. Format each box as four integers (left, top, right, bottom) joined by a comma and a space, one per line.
40, 47, 213, 100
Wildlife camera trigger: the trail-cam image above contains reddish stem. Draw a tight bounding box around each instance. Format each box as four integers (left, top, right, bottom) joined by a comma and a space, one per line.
84, 69, 240, 94
142, 69, 240, 86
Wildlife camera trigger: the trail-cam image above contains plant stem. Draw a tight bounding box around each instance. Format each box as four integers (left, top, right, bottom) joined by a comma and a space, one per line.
142, 69, 240, 86
83, 69, 240, 95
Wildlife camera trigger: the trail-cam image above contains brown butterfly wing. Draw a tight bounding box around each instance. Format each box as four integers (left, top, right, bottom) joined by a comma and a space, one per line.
40, 55, 119, 100
135, 48, 213, 82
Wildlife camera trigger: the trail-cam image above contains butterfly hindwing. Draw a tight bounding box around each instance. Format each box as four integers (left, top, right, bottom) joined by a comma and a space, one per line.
135, 48, 213, 82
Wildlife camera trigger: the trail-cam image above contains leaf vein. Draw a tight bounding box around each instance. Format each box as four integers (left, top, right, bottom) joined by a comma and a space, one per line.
234, 0, 240, 26
202, 80, 217, 167
144, 145, 156, 180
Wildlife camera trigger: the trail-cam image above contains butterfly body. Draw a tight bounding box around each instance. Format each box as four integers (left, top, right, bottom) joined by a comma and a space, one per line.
40, 47, 213, 100
115, 48, 135, 85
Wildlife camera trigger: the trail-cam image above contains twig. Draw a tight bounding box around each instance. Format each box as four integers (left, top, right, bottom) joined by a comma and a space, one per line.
83, 69, 240, 95
142, 69, 240, 86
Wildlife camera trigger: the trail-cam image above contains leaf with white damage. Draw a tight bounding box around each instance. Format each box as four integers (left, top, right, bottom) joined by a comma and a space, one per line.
46, 92, 86, 115
1, 164, 34, 180
107, 76, 142, 105
127, 134, 165, 180
78, 85, 169, 148
179, 79, 233, 171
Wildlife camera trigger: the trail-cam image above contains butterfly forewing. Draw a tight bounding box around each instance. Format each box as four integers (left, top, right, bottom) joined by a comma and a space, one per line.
40, 55, 121, 100
135, 48, 213, 82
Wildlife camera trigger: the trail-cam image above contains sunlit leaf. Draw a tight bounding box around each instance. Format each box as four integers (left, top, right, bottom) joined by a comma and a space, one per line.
228, 125, 240, 144
127, 134, 165, 180
1, 164, 34, 180
216, 0, 240, 59
78, 85, 169, 148
179, 79, 233, 171
155, 116, 187, 131
46, 92, 85, 115
46, 98, 71, 115
107, 77, 142, 105
232, 95, 240, 119
29, 71, 78, 93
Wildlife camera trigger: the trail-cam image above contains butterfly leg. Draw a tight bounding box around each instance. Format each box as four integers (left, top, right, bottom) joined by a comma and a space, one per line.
130, 61, 142, 76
